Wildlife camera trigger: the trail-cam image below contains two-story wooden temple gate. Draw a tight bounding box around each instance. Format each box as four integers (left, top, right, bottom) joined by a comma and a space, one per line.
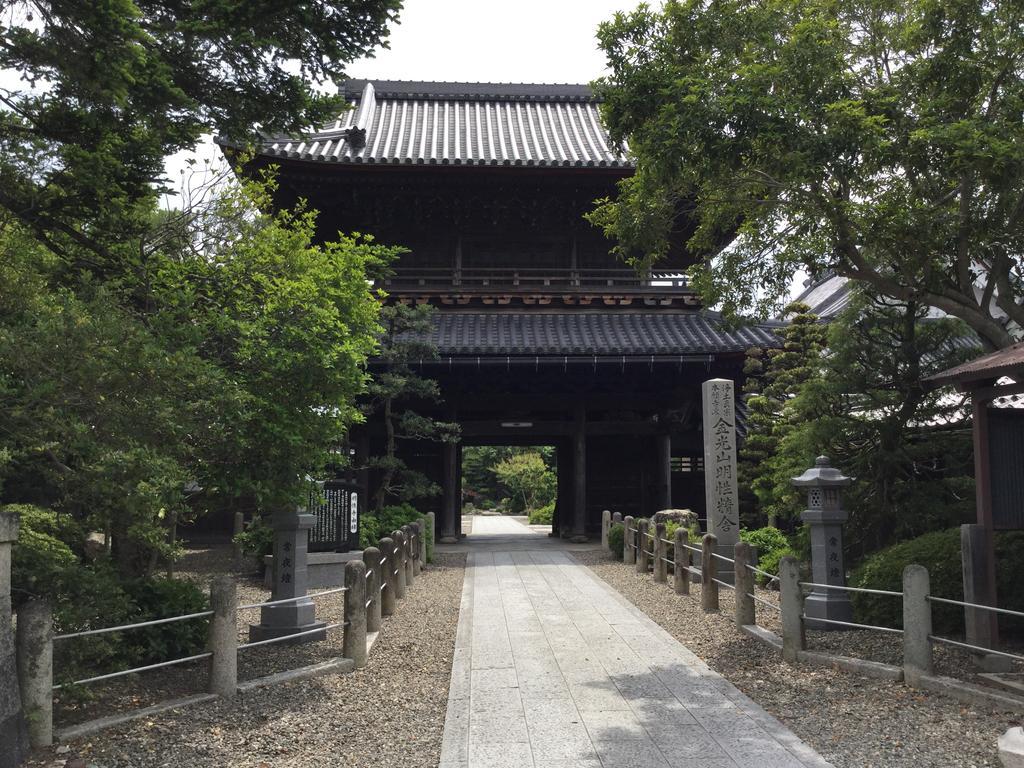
222, 79, 780, 544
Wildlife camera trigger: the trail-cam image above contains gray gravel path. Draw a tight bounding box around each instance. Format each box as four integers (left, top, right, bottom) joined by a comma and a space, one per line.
574, 549, 1016, 768
30, 553, 467, 768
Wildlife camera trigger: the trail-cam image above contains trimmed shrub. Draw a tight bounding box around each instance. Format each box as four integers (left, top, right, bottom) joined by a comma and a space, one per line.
740, 526, 789, 557
850, 528, 1024, 635
122, 577, 209, 665
755, 546, 798, 589
528, 502, 555, 525
233, 515, 274, 566
361, 503, 424, 549
608, 522, 624, 560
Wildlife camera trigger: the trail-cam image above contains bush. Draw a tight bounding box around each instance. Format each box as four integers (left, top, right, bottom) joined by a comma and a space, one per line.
12, 526, 79, 605
850, 528, 1024, 635
608, 523, 624, 560
528, 502, 555, 525
740, 526, 789, 558
756, 546, 798, 589
5, 504, 84, 556
233, 515, 274, 565
122, 577, 209, 665
663, 519, 701, 545
360, 503, 424, 549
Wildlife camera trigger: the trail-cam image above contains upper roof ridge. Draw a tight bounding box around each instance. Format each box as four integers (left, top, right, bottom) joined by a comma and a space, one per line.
340, 79, 597, 103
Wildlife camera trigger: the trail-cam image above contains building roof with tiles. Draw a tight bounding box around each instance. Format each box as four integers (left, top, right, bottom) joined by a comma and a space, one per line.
227, 80, 631, 169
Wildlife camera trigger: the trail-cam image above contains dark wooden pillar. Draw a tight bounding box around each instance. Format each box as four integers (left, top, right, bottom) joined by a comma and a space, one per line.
440, 440, 459, 543
571, 405, 587, 542
554, 441, 569, 537
967, 393, 1000, 651
654, 432, 672, 514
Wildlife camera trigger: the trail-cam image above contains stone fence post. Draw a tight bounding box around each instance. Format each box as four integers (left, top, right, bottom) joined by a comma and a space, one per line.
15, 598, 52, 747
208, 576, 237, 698
623, 516, 636, 565
343, 560, 368, 668
1, 510, 28, 767
779, 556, 805, 663
424, 512, 435, 564
902, 565, 933, 686
379, 537, 396, 616
734, 541, 755, 627
636, 520, 650, 574
701, 534, 719, 613
363, 547, 382, 633
654, 523, 667, 583
401, 525, 415, 586
601, 510, 611, 550
674, 529, 690, 595
390, 532, 407, 600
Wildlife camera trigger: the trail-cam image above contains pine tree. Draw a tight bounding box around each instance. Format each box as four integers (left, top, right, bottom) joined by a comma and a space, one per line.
364, 303, 459, 511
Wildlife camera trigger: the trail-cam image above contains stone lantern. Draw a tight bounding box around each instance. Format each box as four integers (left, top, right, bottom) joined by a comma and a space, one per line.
792, 456, 853, 628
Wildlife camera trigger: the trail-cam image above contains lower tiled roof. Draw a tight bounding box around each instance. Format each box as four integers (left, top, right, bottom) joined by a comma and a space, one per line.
427, 312, 780, 356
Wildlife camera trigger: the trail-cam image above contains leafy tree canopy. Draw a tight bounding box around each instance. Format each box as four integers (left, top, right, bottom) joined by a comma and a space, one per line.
0, 0, 401, 264
591, 0, 1024, 348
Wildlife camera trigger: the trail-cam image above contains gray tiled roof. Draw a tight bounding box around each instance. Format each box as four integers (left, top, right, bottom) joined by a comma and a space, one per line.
428, 312, 780, 356
251, 80, 631, 168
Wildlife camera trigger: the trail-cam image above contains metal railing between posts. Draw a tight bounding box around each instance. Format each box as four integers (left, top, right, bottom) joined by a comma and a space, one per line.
15, 515, 433, 749
614, 521, 1023, 709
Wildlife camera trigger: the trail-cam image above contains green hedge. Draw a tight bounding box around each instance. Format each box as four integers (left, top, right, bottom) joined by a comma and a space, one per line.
608, 523, 624, 560
851, 528, 1024, 635
528, 502, 555, 525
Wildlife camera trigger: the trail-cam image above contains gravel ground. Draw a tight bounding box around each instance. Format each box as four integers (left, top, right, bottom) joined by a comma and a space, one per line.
32, 552, 467, 768
574, 549, 1017, 768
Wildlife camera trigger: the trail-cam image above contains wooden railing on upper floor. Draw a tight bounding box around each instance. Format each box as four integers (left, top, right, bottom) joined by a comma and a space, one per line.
380, 267, 692, 293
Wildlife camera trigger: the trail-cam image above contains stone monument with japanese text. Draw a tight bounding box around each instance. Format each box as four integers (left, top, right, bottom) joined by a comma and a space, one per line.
702, 378, 740, 583
249, 507, 326, 643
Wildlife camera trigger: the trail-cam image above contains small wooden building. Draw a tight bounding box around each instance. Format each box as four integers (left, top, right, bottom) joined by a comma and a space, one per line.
226, 80, 780, 542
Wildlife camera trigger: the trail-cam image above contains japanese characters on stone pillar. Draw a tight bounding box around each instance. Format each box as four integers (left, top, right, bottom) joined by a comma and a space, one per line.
793, 456, 853, 628
702, 379, 739, 543
702, 379, 739, 582
249, 507, 326, 643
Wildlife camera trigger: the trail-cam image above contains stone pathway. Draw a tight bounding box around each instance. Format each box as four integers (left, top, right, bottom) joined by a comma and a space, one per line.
439, 518, 832, 768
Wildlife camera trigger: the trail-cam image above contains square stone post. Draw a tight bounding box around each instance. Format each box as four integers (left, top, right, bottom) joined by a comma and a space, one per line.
780, 556, 806, 663
249, 508, 325, 643
0, 511, 28, 766
636, 520, 650, 574
401, 525, 415, 586
601, 510, 611, 550
734, 541, 755, 627
363, 547, 382, 633
674, 529, 690, 595
701, 534, 719, 613
343, 560, 367, 668
653, 523, 667, 583
390, 531, 407, 599
902, 564, 933, 686
623, 516, 636, 565
208, 576, 237, 697
15, 598, 52, 748
702, 379, 739, 584
378, 537, 396, 616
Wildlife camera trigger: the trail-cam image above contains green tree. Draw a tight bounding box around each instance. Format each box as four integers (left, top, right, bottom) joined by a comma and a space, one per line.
0, 0, 400, 264
591, 0, 1024, 349
739, 302, 828, 525
492, 451, 557, 515
364, 303, 459, 511
741, 291, 975, 555
1, 175, 394, 574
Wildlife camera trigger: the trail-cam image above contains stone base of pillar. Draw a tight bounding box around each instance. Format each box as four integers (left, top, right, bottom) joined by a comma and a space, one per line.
248, 621, 326, 644
249, 600, 325, 644
439, 535, 459, 544
803, 591, 853, 630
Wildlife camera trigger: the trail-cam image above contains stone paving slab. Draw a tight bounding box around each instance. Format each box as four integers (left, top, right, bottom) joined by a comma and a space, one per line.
439, 516, 833, 768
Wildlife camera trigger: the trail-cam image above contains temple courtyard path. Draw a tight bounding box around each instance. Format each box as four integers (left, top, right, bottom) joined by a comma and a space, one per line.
438, 516, 833, 768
